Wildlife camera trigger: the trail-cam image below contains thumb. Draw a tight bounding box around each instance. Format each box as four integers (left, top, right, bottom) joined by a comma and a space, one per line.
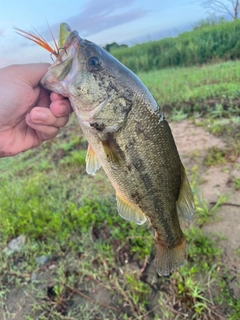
16, 63, 51, 87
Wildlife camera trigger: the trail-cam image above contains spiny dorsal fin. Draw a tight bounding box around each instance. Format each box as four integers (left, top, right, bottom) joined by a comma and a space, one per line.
86, 145, 101, 175
116, 193, 147, 225
176, 164, 194, 221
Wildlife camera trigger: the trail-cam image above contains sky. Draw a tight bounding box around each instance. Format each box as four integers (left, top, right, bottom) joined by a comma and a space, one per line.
0, 0, 216, 68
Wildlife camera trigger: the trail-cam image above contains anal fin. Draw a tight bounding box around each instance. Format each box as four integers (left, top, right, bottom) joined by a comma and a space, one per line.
116, 193, 147, 225
86, 145, 101, 175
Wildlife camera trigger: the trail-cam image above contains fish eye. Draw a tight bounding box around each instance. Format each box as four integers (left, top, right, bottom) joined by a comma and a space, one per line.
88, 56, 101, 71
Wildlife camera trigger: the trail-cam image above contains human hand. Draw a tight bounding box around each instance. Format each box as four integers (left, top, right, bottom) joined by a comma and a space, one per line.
0, 63, 72, 157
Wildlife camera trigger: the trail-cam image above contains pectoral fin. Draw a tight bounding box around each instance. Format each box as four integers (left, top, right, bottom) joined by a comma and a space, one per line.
86, 145, 101, 175
176, 164, 194, 221
102, 142, 120, 164
116, 193, 147, 225
101, 133, 125, 165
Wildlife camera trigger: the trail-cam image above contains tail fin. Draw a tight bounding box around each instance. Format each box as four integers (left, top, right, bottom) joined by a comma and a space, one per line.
154, 237, 187, 276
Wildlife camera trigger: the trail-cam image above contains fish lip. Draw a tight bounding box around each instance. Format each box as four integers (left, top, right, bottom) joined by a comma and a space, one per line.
54, 33, 80, 66
40, 32, 81, 94
63, 30, 80, 49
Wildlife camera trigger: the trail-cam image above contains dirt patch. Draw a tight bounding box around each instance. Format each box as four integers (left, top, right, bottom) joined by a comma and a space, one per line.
171, 119, 226, 169
171, 119, 240, 300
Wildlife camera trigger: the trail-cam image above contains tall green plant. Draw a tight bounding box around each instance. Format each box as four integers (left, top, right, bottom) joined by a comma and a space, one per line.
111, 19, 240, 73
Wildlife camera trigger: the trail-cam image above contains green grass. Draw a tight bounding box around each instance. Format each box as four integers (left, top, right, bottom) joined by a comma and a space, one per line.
204, 146, 227, 166
138, 60, 240, 116
234, 178, 240, 190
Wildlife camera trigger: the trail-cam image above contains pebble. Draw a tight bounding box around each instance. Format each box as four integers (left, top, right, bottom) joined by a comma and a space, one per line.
35, 255, 51, 266
7, 234, 26, 252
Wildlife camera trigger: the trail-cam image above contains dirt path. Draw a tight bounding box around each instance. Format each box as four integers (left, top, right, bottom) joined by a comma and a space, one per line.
171, 119, 240, 300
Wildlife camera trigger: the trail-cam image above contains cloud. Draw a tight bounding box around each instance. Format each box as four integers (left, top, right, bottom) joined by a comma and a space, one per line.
42, 0, 148, 40
70, 10, 147, 36
81, 0, 137, 16
126, 22, 194, 45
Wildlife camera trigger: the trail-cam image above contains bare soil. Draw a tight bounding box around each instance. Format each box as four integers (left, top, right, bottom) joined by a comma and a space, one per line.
171, 120, 240, 301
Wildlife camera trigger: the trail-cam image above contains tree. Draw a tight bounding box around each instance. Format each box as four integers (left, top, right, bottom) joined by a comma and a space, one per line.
103, 42, 128, 53
200, 0, 240, 20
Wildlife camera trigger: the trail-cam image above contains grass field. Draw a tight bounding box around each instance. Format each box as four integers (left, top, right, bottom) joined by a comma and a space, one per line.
139, 60, 240, 116
0, 59, 240, 319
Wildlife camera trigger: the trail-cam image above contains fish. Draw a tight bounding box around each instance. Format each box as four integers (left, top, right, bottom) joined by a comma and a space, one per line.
16, 23, 194, 276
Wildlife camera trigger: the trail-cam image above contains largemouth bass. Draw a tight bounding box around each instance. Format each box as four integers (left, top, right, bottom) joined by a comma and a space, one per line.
17, 23, 194, 276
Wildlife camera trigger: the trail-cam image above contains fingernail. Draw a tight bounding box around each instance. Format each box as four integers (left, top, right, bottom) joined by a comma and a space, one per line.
33, 111, 47, 121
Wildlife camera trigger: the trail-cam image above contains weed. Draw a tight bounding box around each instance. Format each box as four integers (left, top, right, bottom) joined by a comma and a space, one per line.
195, 194, 227, 225
233, 178, 240, 190
218, 273, 240, 320
199, 116, 240, 137
59, 136, 82, 151
204, 146, 226, 166
190, 150, 200, 161
209, 103, 226, 118
173, 271, 212, 318
171, 108, 188, 122
234, 248, 240, 256
60, 149, 86, 166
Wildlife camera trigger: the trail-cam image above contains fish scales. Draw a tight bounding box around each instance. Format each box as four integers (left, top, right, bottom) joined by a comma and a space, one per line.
39, 23, 194, 276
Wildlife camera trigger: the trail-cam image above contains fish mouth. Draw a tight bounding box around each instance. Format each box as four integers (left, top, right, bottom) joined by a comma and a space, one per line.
40, 30, 81, 96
